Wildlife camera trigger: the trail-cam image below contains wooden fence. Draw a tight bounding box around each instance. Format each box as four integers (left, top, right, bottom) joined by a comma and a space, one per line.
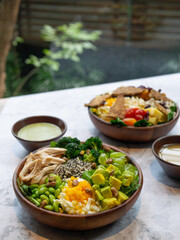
17, 0, 180, 47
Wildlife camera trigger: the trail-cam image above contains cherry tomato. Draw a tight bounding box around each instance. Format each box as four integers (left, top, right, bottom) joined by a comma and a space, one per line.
123, 118, 137, 126
125, 108, 147, 120
125, 108, 139, 118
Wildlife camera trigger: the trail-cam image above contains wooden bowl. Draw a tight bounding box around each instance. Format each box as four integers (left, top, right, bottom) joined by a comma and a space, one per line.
12, 115, 67, 152
88, 107, 180, 142
152, 135, 180, 179
12, 143, 143, 230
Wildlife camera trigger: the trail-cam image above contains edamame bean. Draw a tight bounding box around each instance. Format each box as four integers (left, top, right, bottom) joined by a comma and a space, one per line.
55, 180, 62, 189
50, 174, 61, 182
22, 184, 29, 193
49, 187, 55, 194
45, 177, 49, 184
44, 205, 53, 211
36, 198, 42, 204
55, 189, 60, 198
35, 189, 40, 197
45, 190, 50, 196
30, 184, 39, 189
38, 184, 46, 189
32, 194, 36, 198
39, 187, 47, 195
49, 194, 55, 205
53, 201, 59, 212
40, 194, 49, 203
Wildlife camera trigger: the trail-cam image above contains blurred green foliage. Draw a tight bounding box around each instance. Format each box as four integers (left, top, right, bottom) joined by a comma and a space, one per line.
5, 22, 103, 97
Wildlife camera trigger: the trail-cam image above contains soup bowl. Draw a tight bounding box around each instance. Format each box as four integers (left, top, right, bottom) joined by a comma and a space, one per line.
12, 115, 67, 152
13, 143, 143, 230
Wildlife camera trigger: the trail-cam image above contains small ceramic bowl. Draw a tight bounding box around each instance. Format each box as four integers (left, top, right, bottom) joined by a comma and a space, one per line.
12, 143, 143, 230
88, 107, 180, 142
152, 135, 180, 179
12, 115, 67, 152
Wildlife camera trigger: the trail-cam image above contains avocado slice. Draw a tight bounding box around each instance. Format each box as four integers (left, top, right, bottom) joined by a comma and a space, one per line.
122, 171, 134, 186
93, 168, 109, 180
102, 198, 118, 209
101, 186, 113, 198
109, 176, 122, 191
91, 173, 105, 186
117, 191, 129, 205
95, 190, 104, 202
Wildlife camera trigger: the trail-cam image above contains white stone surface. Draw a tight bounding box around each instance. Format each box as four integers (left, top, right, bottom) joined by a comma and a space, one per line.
0, 73, 180, 240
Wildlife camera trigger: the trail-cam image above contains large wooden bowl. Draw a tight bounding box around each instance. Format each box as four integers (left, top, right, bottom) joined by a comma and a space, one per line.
88, 107, 180, 142
13, 143, 143, 231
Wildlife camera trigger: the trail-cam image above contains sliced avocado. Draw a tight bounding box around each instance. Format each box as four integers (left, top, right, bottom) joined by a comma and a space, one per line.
122, 171, 134, 186
106, 164, 119, 175
109, 176, 122, 191
91, 173, 105, 186
93, 168, 109, 180
95, 190, 104, 202
92, 184, 101, 192
101, 186, 113, 198
102, 198, 118, 209
117, 191, 129, 205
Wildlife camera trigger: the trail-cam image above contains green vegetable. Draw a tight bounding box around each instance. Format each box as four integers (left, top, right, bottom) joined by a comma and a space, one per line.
167, 112, 174, 122
111, 118, 127, 126
55, 189, 61, 198
83, 149, 100, 162
83, 137, 102, 150
53, 201, 59, 212
49, 187, 55, 194
82, 170, 95, 184
170, 104, 176, 112
120, 177, 140, 197
44, 205, 54, 211
39, 187, 47, 195
40, 195, 49, 203
49, 194, 55, 204
134, 120, 152, 127
52, 137, 80, 148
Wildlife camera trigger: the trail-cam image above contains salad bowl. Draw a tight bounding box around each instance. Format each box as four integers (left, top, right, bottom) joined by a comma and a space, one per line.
13, 142, 143, 230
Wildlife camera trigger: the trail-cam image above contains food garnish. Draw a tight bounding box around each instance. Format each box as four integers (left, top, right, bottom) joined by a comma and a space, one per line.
85, 86, 177, 127
18, 137, 140, 215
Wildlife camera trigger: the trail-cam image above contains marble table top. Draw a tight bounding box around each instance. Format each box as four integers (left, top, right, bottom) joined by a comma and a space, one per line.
0, 73, 180, 240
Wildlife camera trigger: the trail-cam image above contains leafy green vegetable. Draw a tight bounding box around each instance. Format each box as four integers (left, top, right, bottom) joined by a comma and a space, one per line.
111, 118, 127, 126
83, 137, 102, 150
167, 112, 174, 122
120, 177, 140, 197
134, 120, 152, 127
170, 104, 176, 112
82, 170, 95, 185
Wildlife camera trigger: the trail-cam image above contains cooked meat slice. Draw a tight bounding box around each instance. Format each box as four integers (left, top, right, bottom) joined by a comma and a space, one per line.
84, 93, 112, 107
149, 89, 170, 102
154, 102, 168, 115
37, 147, 66, 157
107, 95, 126, 119
30, 165, 57, 184
19, 159, 42, 183
113, 86, 144, 96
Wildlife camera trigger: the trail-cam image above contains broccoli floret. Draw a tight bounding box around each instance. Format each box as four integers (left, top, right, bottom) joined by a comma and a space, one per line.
83, 149, 100, 162
57, 137, 80, 148
83, 137, 102, 150
65, 143, 81, 159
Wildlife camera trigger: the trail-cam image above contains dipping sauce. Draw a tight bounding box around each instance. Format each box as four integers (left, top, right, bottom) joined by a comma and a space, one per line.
159, 144, 180, 166
17, 122, 62, 141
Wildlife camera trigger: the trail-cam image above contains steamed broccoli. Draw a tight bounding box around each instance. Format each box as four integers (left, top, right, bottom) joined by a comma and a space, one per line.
83, 137, 102, 150
83, 149, 100, 162
65, 143, 81, 159
56, 137, 80, 148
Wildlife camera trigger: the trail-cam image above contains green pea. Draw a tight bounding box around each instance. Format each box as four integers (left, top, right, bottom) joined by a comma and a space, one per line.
55, 179, 62, 189
45, 177, 49, 184
40, 194, 49, 203
49, 187, 55, 194
38, 184, 46, 189
32, 194, 36, 198
53, 201, 59, 212
44, 205, 53, 211
59, 182, 66, 191
55, 189, 60, 198
49, 194, 55, 205
39, 187, 47, 195
30, 184, 39, 189
45, 190, 50, 196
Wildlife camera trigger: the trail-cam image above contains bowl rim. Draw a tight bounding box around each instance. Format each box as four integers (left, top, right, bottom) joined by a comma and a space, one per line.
88, 104, 180, 130
11, 115, 67, 143
152, 135, 180, 168
13, 142, 143, 219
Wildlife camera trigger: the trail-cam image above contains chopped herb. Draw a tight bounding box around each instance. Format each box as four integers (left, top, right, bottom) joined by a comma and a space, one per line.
134, 120, 152, 127
111, 118, 127, 126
